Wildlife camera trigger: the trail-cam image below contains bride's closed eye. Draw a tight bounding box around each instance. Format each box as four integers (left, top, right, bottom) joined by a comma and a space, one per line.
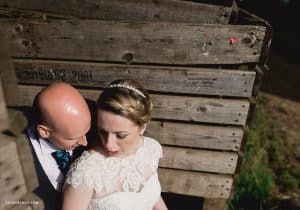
116, 132, 128, 140
97, 128, 128, 140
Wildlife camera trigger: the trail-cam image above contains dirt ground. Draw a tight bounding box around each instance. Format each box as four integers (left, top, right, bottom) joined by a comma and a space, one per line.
258, 91, 300, 208
258, 92, 300, 165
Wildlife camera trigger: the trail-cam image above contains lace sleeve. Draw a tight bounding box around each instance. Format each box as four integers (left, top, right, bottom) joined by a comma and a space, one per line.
146, 137, 163, 172
65, 151, 104, 192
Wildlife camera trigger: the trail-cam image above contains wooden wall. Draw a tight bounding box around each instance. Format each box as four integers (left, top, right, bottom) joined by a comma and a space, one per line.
0, 0, 232, 24
0, 0, 271, 209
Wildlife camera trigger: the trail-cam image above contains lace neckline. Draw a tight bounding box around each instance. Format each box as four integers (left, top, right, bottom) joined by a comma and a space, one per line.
66, 137, 162, 195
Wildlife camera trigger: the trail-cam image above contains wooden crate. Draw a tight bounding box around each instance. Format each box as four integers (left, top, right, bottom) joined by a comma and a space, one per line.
0, 0, 272, 209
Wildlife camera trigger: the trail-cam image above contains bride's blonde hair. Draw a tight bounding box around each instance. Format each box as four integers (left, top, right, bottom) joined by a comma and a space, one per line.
97, 79, 153, 126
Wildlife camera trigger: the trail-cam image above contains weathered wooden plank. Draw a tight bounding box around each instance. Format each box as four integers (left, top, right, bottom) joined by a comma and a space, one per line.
0, 8, 69, 20
158, 168, 233, 198
14, 59, 256, 97
0, 0, 232, 24
0, 79, 9, 131
0, 79, 27, 133
203, 198, 227, 210
160, 146, 238, 174
0, 19, 266, 65
0, 134, 27, 209
146, 121, 243, 151
15, 134, 39, 193
0, 31, 19, 106
151, 94, 249, 125
0, 83, 27, 133
18, 85, 250, 125
7, 108, 28, 135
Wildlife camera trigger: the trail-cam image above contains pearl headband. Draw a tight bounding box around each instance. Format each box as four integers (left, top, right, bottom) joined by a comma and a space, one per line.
108, 84, 146, 98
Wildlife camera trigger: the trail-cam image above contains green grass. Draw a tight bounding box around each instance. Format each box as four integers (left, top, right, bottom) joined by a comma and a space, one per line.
227, 110, 274, 210
227, 96, 299, 210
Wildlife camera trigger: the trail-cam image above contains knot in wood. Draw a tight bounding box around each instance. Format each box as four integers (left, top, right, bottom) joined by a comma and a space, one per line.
122, 52, 134, 63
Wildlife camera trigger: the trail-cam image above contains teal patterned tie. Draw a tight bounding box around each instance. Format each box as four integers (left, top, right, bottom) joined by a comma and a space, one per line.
51, 150, 71, 175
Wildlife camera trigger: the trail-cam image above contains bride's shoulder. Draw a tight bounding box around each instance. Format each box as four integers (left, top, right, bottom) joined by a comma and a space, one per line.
144, 136, 161, 149
144, 136, 163, 158
65, 147, 106, 191
70, 147, 105, 169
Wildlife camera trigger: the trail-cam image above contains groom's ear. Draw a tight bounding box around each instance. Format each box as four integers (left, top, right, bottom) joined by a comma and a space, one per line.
36, 124, 51, 139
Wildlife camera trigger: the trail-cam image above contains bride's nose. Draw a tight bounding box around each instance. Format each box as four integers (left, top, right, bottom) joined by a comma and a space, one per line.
104, 135, 119, 152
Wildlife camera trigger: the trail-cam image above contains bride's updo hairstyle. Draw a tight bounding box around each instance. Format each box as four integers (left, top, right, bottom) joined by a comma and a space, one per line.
97, 79, 153, 126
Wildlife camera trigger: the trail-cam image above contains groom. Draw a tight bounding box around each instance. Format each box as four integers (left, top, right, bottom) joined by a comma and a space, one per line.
27, 82, 91, 210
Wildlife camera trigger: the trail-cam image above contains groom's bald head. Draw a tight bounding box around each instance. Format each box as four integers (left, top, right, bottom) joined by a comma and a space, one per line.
34, 83, 91, 150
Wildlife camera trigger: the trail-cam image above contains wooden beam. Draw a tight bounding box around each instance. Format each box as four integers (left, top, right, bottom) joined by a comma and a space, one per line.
146, 121, 243, 151
14, 59, 256, 97
160, 146, 238, 174
158, 168, 233, 199
0, 19, 266, 65
18, 85, 250, 125
0, 0, 232, 24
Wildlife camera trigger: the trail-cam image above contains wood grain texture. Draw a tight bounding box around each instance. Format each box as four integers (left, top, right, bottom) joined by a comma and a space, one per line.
160, 146, 238, 174
15, 134, 39, 193
146, 121, 244, 151
203, 198, 226, 210
158, 168, 233, 198
0, 134, 27, 209
18, 85, 250, 125
14, 59, 256, 97
7, 108, 28, 135
0, 79, 9, 131
0, 83, 27, 133
151, 94, 249, 125
0, 0, 232, 24
0, 31, 19, 106
0, 19, 266, 64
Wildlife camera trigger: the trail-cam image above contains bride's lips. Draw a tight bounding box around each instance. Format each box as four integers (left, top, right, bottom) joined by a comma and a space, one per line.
107, 150, 119, 156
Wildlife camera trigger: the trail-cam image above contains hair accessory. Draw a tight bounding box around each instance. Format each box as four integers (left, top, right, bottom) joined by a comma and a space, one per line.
109, 84, 146, 98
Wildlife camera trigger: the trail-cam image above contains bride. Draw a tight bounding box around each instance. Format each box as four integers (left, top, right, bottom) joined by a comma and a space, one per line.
62, 79, 168, 210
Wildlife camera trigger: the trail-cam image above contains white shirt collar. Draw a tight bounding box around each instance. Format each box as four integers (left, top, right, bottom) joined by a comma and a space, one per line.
27, 125, 72, 191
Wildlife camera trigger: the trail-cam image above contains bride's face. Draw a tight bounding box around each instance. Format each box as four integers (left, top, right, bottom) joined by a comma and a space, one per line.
96, 109, 146, 157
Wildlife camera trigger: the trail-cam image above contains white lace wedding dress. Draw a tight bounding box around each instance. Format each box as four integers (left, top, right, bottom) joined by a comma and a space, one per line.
65, 137, 163, 210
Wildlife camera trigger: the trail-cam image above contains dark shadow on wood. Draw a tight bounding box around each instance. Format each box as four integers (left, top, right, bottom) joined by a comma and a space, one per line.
162, 192, 204, 210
